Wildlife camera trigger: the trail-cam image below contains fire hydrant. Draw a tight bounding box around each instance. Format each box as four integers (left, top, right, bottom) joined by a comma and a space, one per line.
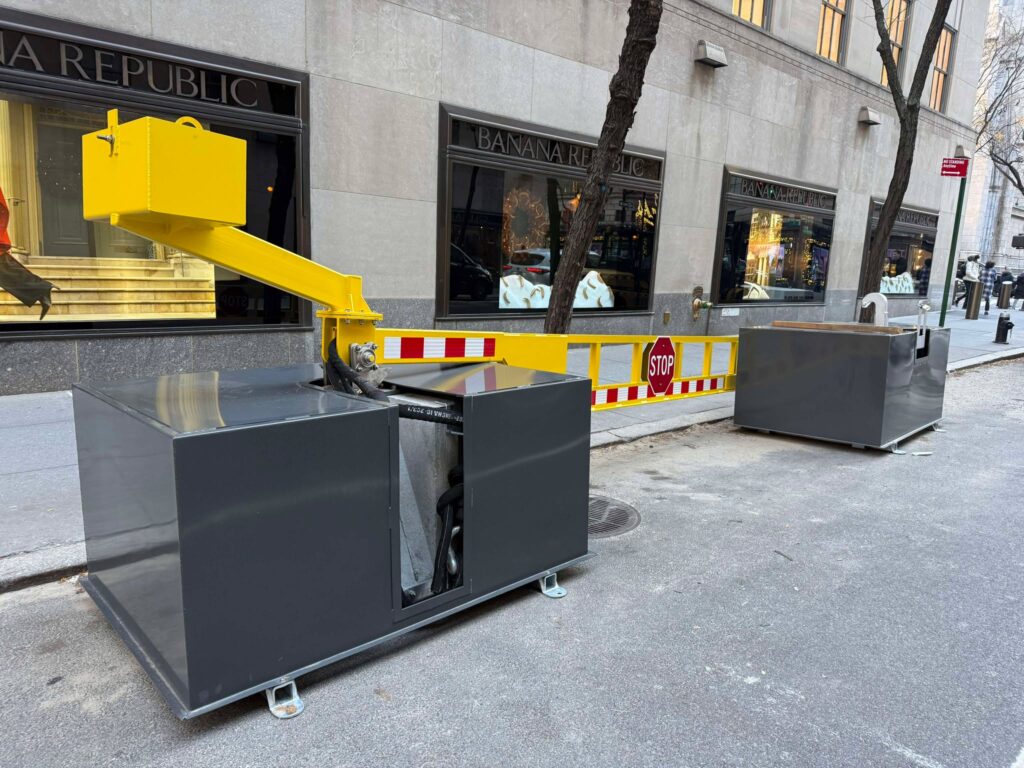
995, 312, 1014, 344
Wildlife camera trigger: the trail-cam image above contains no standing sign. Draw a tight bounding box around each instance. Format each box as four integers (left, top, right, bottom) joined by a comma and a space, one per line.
940, 157, 969, 177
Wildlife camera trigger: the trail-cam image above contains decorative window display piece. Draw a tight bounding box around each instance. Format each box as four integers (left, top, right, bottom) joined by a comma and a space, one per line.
440, 108, 664, 317
864, 202, 938, 296
714, 171, 834, 305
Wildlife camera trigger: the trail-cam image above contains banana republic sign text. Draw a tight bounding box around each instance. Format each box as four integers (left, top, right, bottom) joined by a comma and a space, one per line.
452, 118, 662, 182
0, 26, 294, 115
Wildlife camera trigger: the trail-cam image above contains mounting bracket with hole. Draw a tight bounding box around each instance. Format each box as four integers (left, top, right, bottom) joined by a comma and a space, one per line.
538, 573, 567, 598
265, 680, 304, 719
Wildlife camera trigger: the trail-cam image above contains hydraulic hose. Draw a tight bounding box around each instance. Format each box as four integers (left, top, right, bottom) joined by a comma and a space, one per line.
431, 465, 464, 595
325, 339, 389, 402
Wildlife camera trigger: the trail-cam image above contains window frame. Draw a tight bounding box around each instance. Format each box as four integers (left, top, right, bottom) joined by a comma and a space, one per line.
816, 0, 850, 65
711, 168, 837, 307
0, 7, 311, 341
436, 104, 665, 320
928, 24, 957, 113
880, 0, 913, 87
730, 0, 772, 31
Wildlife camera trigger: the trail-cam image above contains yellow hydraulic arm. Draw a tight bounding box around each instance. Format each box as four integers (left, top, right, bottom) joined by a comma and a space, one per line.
82, 110, 381, 357
83, 110, 738, 407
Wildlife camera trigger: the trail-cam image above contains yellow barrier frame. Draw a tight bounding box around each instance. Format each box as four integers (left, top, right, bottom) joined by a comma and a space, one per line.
82, 111, 736, 410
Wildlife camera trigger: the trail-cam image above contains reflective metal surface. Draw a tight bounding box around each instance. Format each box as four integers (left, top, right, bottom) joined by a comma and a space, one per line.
386, 362, 583, 396
81, 365, 366, 433
75, 366, 396, 716
734, 326, 950, 449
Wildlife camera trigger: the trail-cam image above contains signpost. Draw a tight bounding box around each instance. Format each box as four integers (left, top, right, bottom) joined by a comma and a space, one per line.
643, 337, 676, 396
939, 156, 970, 327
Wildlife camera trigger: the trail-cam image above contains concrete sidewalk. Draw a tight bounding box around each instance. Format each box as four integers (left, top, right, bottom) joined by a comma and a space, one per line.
1, 306, 1021, 590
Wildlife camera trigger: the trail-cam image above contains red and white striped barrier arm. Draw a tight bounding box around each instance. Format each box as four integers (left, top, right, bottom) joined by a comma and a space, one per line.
380, 335, 498, 362
591, 377, 725, 408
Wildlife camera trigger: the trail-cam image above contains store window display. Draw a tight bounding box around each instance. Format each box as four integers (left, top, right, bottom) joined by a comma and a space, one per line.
441, 111, 663, 317
865, 203, 938, 297
715, 172, 835, 304
0, 95, 301, 326
447, 163, 657, 314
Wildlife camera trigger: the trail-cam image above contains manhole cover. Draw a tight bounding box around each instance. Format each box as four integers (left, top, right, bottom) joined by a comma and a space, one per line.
588, 495, 641, 538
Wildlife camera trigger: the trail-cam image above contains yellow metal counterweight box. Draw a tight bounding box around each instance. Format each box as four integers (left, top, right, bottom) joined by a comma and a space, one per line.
82, 110, 246, 227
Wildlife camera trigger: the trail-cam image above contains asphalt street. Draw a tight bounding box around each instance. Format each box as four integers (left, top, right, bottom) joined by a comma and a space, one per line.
1, 359, 1022, 767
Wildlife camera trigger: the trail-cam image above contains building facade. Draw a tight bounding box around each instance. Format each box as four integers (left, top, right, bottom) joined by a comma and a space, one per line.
0, 0, 986, 394
962, 0, 1024, 273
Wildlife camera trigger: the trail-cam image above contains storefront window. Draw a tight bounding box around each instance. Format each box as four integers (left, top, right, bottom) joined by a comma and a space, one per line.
448, 163, 656, 314
0, 95, 300, 326
715, 173, 834, 304
866, 203, 938, 296
441, 111, 663, 317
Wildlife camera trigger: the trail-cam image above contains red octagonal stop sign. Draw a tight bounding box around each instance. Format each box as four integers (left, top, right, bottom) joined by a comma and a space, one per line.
643, 337, 675, 396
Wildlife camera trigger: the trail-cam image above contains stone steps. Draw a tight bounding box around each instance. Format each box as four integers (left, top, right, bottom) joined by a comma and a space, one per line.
21, 276, 214, 290
2, 257, 218, 319
0, 299, 216, 316
25, 256, 171, 268
24, 264, 178, 278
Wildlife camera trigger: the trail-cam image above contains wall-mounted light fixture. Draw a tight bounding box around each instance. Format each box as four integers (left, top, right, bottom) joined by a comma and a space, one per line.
695, 40, 728, 68
858, 106, 881, 125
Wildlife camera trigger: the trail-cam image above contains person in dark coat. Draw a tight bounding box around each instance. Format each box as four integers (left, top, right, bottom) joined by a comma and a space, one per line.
1015, 271, 1024, 311
0, 186, 55, 319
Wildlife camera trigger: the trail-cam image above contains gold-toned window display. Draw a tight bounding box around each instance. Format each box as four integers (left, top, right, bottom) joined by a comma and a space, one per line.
0, 96, 214, 322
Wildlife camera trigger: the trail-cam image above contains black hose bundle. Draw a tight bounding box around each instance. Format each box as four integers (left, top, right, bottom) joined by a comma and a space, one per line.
325, 339, 389, 402
431, 465, 463, 595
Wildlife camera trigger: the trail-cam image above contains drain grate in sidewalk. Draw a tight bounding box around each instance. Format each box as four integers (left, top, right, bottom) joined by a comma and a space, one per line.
588, 495, 640, 538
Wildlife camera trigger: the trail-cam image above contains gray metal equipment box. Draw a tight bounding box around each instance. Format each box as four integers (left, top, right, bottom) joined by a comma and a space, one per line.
734, 324, 950, 450
74, 362, 590, 718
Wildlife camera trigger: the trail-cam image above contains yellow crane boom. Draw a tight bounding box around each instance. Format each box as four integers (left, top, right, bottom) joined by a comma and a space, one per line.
82, 110, 737, 407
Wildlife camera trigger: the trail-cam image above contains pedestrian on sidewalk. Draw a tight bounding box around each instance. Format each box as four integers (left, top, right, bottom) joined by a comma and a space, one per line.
957, 255, 980, 309
980, 260, 997, 315
916, 258, 932, 296
1015, 270, 1024, 311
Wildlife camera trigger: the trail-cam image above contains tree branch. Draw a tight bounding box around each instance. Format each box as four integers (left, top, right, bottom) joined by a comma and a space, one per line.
991, 150, 1024, 198
543, 0, 663, 334
870, 0, 907, 115
908, 0, 954, 105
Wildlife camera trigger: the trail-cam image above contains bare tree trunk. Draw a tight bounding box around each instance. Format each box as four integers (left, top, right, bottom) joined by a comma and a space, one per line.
858, 115, 919, 313
859, 0, 953, 322
543, 0, 662, 334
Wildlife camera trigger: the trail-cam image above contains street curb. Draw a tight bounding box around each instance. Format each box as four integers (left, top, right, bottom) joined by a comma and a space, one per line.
947, 347, 1024, 372
590, 405, 735, 449
0, 542, 86, 595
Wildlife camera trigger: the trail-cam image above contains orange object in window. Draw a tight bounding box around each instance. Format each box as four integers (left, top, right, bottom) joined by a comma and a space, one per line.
0, 186, 12, 251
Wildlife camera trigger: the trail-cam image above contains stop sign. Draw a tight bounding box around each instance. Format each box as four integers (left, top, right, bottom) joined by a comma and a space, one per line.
643, 337, 675, 396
